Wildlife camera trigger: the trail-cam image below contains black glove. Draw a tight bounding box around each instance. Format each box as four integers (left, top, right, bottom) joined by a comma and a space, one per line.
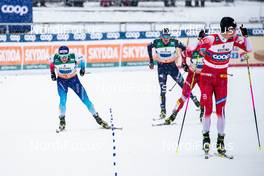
240, 25, 248, 37
51, 72, 57, 81
80, 68, 85, 76
149, 61, 154, 69
182, 62, 189, 72
198, 29, 206, 39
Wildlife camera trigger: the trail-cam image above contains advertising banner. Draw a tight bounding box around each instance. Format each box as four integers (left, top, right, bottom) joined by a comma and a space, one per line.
0, 36, 263, 71
0, 0, 32, 33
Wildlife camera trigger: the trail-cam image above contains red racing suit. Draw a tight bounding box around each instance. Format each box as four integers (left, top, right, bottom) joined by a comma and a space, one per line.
188, 33, 252, 118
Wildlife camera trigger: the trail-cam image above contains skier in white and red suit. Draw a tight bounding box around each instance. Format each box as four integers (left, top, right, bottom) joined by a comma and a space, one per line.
190, 17, 252, 155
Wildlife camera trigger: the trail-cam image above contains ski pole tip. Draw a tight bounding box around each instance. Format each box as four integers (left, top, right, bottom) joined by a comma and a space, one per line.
258, 146, 262, 151
176, 148, 180, 155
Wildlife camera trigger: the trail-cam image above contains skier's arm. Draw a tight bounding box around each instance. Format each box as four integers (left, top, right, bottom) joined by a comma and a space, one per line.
147, 42, 155, 69
234, 25, 253, 53
147, 42, 154, 63
75, 54, 85, 76
49, 55, 56, 81
234, 36, 253, 53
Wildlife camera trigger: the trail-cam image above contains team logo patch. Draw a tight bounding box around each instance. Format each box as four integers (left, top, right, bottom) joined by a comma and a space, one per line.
212, 53, 230, 61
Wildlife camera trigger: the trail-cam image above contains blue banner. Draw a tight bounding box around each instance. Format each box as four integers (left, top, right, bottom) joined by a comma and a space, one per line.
0, 0, 32, 33
0, 28, 263, 43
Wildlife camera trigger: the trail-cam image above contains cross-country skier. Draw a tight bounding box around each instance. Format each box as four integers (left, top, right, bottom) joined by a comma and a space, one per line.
49, 45, 110, 132
174, 17, 252, 156
164, 29, 207, 125
148, 28, 200, 120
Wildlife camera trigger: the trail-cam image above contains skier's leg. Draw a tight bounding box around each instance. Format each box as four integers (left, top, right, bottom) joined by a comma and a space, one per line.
69, 76, 96, 115
57, 77, 68, 118
215, 76, 228, 154
170, 64, 200, 108
69, 76, 109, 128
200, 74, 213, 152
158, 63, 168, 118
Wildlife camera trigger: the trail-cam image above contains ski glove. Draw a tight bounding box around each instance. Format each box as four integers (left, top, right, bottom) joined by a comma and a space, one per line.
51, 72, 57, 81
80, 69, 85, 76
240, 25, 248, 37
149, 61, 154, 69
182, 62, 189, 72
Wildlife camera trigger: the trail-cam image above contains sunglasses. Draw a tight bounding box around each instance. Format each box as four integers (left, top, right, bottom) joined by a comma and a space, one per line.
161, 34, 170, 39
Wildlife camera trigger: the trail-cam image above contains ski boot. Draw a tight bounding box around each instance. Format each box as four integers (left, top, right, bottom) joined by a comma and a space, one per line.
93, 113, 110, 129
217, 134, 226, 155
203, 132, 210, 154
191, 95, 200, 108
164, 111, 177, 125
57, 116, 66, 132
199, 107, 204, 123
159, 109, 166, 119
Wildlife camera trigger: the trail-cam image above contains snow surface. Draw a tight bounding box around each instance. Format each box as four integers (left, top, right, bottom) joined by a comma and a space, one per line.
0, 67, 264, 176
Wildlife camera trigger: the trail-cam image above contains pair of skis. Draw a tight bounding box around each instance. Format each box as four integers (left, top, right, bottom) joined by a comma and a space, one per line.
204, 152, 234, 160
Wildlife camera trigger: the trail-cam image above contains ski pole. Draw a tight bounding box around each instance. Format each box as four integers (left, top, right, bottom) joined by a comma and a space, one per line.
169, 72, 186, 92
245, 55, 262, 150
176, 69, 197, 154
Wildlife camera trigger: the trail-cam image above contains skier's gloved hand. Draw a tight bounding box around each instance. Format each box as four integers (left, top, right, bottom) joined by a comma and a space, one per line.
198, 29, 206, 39
80, 68, 85, 76
240, 25, 248, 37
182, 62, 189, 72
51, 72, 57, 81
149, 61, 154, 69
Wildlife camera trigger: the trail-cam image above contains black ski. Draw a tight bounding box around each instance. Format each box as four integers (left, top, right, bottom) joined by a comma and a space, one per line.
152, 122, 176, 127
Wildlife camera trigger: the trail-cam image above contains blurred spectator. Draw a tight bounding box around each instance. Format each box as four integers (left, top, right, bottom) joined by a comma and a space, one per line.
65, 0, 85, 7
185, 0, 192, 7
185, 0, 205, 7
33, 0, 46, 7
195, 0, 205, 7
164, 0, 176, 7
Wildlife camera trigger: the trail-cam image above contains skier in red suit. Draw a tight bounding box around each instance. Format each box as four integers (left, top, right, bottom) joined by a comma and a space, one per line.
168, 17, 253, 155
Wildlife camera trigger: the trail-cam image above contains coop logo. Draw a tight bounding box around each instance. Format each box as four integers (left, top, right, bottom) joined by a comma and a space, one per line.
212, 54, 230, 61
125, 32, 140, 39
1, 5, 29, 16
24, 35, 36, 42
56, 34, 69, 41
106, 32, 120, 39
9, 35, 21, 42
145, 32, 160, 38
73, 33, 86, 40
40, 34, 53, 41
90, 33, 103, 40
0, 35, 7, 42
252, 29, 264, 36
